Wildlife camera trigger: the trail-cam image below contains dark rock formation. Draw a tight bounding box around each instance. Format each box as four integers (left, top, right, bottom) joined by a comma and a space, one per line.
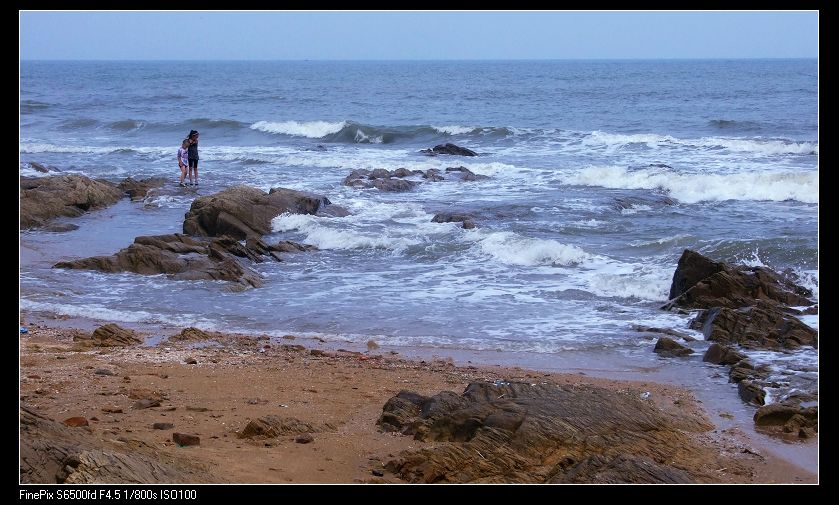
378, 381, 719, 483
237, 416, 334, 439
20, 175, 123, 229
444, 166, 490, 181
754, 403, 818, 438
343, 169, 419, 192
420, 143, 478, 156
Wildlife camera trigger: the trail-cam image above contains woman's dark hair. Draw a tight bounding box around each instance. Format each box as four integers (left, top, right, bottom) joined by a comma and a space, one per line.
188, 129, 199, 138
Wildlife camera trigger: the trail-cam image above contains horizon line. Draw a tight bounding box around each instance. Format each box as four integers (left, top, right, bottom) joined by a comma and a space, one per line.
20, 56, 819, 62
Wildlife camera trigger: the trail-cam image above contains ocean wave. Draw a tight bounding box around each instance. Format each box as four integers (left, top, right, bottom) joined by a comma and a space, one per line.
474, 232, 594, 267
563, 165, 819, 204
708, 119, 763, 132
431, 125, 478, 135
108, 119, 147, 131
21, 100, 52, 114
583, 130, 817, 155
272, 213, 423, 252
251, 120, 347, 138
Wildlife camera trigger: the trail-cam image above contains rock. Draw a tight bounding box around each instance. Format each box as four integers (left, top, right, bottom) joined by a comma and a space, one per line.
132, 399, 161, 410
153, 423, 175, 430
737, 381, 766, 406
42, 223, 80, 232
21, 175, 123, 229
237, 416, 321, 439
420, 143, 478, 156
690, 303, 817, 350
183, 186, 335, 239
170, 327, 213, 342
62, 417, 89, 427
73, 324, 141, 348
444, 166, 489, 181
754, 403, 818, 438
422, 169, 445, 182
269, 241, 318, 253
295, 433, 314, 444
379, 382, 716, 483
172, 433, 200, 446
184, 357, 198, 365
664, 250, 813, 310
94, 368, 115, 376
653, 337, 693, 357
117, 177, 167, 201
632, 326, 696, 342
21, 405, 206, 483
54, 234, 263, 290
702, 343, 746, 365
431, 213, 477, 229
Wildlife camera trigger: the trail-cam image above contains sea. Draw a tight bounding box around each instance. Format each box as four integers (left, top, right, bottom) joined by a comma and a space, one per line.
20, 60, 818, 467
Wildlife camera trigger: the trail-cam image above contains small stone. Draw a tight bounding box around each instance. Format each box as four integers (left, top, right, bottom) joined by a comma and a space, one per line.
185, 357, 198, 364
172, 433, 200, 446
153, 422, 175, 430
371, 469, 384, 477
94, 368, 115, 376
63, 417, 89, 427
295, 433, 314, 444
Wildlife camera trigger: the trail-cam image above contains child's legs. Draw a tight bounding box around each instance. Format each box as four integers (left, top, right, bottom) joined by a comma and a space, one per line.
179, 164, 187, 183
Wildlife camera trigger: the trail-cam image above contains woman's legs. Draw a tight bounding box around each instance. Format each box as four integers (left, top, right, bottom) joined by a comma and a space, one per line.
189, 159, 198, 185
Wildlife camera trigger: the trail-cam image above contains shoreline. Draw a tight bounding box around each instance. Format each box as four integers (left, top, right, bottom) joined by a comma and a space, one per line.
19, 314, 816, 484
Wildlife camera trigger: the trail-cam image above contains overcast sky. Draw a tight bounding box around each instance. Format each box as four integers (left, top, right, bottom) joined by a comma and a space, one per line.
20, 11, 819, 60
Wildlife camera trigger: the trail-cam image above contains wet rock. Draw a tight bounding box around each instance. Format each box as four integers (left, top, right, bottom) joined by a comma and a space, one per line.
653, 337, 693, 357
422, 169, 445, 182
269, 240, 318, 253
54, 234, 263, 290
42, 223, 80, 233
737, 381, 766, 406
702, 343, 746, 365
117, 177, 167, 201
420, 143, 478, 156
183, 186, 336, 239
431, 213, 476, 229
379, 381, 716, 483
444, 166, 489, 181
690, 303, 817, 350
21, 174, 123, 229
664, 250, 813, 310
754, 403, 818, 438
74, 324, 141, 348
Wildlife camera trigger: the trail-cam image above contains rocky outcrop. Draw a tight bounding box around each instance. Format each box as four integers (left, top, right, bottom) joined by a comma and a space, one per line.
431, 213, 476, 229
420, 143, 478, 156
54, 233, 264, 290
690, 302, 818, 350
182, 186, 343, 239
379, 381, 718, 483
117, 177, 167, 201
73, 324, 142, 347
20, 175, 123, 229
20, 405, 209, 483
664, 250, 814, 310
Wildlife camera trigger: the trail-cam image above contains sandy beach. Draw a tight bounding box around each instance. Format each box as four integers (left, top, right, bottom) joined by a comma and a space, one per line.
19, 315, 815, 484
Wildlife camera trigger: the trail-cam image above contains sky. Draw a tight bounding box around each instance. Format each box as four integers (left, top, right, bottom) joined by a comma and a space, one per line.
20, 11, 818, 60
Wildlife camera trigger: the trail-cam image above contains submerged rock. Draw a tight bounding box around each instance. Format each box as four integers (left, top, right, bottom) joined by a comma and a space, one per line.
420, 143, 478, 156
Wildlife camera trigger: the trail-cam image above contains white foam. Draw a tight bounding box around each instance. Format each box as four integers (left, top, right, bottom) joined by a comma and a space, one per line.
564, 165, 819, 204
696, 137, 818, 155
19, 299, 213, 328
583, 130, 818, 155
431, 125, 476, 135
250, 120, 347, 138
473, 232, 594, 267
